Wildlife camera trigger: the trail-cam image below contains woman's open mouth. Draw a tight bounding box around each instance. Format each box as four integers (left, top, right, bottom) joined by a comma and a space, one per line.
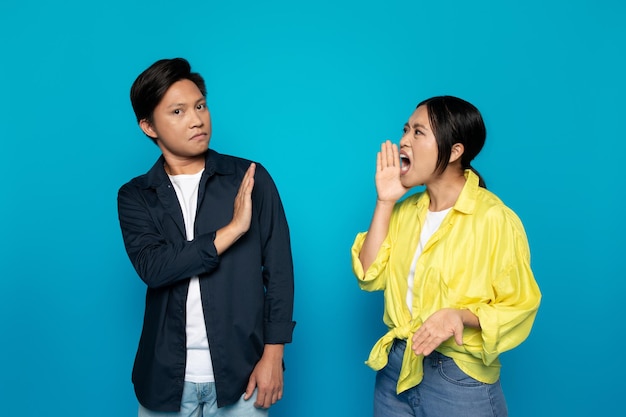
400, 153, 411, 174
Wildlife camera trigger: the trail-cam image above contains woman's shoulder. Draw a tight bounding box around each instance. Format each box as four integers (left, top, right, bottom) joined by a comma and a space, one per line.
474, 188, 526, 232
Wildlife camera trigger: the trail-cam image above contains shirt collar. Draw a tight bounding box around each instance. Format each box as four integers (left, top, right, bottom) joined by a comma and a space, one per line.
144, 149, 234, 189
413, 169, 480, 215
453, 169, 480, 215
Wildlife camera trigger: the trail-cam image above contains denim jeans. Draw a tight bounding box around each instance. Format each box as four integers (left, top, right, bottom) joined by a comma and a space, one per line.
374, 339, 508, 417
138, 381, 269, 417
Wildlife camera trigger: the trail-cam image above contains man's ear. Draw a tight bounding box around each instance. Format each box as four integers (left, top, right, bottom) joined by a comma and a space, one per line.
449, 143, 465, 164
139, 119, 158, 140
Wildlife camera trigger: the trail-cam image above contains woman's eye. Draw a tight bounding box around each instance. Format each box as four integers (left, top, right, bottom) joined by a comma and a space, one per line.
173, 109, 182, 115
414, 129, 422, 135
197, 103, 206, 110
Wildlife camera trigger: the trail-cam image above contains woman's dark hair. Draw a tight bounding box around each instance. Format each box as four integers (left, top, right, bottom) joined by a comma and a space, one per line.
130, 58, 206, 140
416, 95, 487, 188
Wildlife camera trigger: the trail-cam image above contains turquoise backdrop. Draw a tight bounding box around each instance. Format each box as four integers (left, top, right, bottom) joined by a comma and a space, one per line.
1, 1, 624, 416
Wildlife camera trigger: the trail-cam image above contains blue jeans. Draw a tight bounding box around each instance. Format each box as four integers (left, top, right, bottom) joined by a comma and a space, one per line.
374, 340, 508, 417
138, 381, 269, 417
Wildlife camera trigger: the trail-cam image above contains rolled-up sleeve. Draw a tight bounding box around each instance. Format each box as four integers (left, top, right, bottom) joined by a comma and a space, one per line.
463, 208, 541, 366
351, 232, 393, 292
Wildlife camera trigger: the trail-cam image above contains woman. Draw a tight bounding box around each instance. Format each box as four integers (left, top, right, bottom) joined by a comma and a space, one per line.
351, 96, 541, 417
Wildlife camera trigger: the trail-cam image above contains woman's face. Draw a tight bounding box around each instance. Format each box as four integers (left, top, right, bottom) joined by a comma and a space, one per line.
399, 105, 439, 188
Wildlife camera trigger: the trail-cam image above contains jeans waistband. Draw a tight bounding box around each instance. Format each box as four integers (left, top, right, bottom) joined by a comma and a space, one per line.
392, 339, 450, 364
392, 338, 407, 349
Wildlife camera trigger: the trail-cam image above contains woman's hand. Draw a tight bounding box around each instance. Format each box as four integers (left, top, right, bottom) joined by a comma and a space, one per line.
375, 140, 409, 204
411, 308, 480, 356
358, 142, 409, 272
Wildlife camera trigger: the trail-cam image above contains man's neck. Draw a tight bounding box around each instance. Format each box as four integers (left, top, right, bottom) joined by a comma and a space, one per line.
164, 154, 206, 175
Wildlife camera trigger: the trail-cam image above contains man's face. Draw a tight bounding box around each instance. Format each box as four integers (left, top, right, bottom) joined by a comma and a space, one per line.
140, 79, 212, 161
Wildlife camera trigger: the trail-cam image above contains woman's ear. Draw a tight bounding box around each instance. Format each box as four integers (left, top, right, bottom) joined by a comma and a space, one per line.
449, 143, 465, 164
139, 119, 158, 140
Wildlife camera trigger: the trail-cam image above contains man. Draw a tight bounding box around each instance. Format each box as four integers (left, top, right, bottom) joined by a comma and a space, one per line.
118, 58, 295, 416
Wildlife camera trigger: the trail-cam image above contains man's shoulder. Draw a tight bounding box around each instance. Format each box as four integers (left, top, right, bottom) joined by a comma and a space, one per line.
118, 162, 161, 195
121, 172, 150, 188
210, 149, 270, 178
118, 154, 168, 193
117, 173, 152, 201
211, 149, 252, 168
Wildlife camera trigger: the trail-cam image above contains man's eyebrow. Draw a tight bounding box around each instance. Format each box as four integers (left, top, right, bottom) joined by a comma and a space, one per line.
165, 97, 205, 108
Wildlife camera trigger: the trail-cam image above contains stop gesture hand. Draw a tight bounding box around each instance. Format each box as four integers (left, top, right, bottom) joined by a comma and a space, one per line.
231, 163, 256, 235
214, 163, 256, 255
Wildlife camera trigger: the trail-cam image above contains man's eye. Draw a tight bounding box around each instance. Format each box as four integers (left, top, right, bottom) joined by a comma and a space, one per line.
403, 127, 408, 134
197, 103, 206, 110
173, 109, 182, 115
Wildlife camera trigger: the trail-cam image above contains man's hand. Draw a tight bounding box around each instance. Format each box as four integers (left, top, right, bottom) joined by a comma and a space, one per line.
214, 163, 255, 255
244, 344, 284, 409
231, 162, 256, 234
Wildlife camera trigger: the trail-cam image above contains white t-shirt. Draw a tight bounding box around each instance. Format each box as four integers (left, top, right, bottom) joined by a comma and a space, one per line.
406, 208, 452, 312
169, 170, 214, 382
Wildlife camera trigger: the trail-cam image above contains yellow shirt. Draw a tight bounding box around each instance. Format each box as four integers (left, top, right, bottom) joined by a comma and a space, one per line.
351, 170, 541, 394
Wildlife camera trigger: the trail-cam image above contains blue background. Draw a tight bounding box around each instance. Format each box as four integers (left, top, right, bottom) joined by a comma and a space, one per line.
1, 0, 624, 416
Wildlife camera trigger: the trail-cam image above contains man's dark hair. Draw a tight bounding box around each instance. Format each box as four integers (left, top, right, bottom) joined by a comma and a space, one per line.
130, 58, 207, 129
